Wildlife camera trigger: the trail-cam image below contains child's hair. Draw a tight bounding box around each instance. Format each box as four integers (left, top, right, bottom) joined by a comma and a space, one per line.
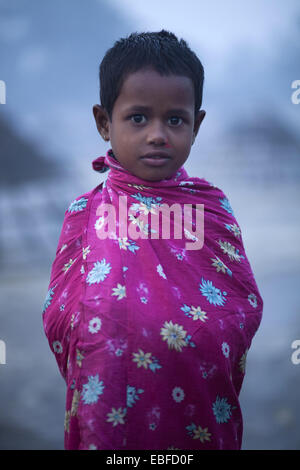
99, 29, 204, 121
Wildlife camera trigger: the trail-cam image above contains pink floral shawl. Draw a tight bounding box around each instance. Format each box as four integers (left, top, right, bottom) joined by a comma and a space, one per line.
42, 149, 263, 450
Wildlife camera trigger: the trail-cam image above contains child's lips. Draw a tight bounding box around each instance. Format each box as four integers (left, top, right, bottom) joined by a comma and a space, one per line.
140, 153, 171, 167
141, 154, 171, 166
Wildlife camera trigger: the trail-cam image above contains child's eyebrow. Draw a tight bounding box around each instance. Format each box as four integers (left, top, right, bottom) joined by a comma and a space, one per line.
124, 105, 191, 117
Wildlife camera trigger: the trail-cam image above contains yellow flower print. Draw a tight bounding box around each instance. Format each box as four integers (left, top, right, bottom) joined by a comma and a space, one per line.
218, 240, 244, 262
127, 183, 151, 191
64, 410, 71, 433
190, 306, 208, 322
112, 283, 126, 300
132, 349, 153, 369
71, 389, 80, 417
239, 349, 248, 374
118, 238, 130, 250
62, 258, 77, 274
193, 425, 211, 443
211, 256, 228, 273
106, 407, 126, 426
76, 348, 84, 367
160, 320, 187, 352
82, 245, 90, 260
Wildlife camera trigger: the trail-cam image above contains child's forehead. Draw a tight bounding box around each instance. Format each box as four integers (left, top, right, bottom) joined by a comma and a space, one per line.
118, 68, 195, 106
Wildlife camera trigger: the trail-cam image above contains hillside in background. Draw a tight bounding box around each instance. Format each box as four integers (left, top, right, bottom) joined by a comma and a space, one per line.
0, 114, 59, 186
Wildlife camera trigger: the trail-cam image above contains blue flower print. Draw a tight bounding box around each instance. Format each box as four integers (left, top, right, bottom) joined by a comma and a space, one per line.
199, 278, 227, 306
225, 223, 241, 238
68, 197, 88, 213
42, 284, 57, 313
186, 422, 197, 437
81, 375, 105, 404
131, 193, 162, 211
212, 396, 234, 424
148, 356, 162, 373
184, 335, 196, 348
86, 259, 112, 285
127, 240, 140, 253
127, 385, 144, 408
219, 197, 234, 215
181, 304, 191, 316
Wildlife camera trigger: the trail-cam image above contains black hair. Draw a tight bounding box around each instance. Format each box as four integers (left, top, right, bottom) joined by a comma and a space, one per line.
99, 30, 204, 121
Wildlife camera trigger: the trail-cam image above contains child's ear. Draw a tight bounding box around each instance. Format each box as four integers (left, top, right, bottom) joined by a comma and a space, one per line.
192, 110, 206, 145
93, 104, 110, 141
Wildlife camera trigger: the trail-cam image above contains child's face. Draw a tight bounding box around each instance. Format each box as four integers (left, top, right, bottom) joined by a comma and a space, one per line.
93, 67, 205, 181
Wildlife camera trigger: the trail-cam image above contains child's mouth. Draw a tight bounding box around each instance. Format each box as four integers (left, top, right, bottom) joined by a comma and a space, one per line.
140, 154, 171, 166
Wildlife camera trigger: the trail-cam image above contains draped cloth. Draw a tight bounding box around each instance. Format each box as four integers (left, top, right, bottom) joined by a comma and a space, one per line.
42, 149, 263, 450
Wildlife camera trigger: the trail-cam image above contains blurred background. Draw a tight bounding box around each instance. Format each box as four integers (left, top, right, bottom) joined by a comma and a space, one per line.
0, 0, 299, 449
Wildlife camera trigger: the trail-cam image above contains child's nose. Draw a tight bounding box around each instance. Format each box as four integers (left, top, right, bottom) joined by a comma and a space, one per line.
146, 121, 168, 146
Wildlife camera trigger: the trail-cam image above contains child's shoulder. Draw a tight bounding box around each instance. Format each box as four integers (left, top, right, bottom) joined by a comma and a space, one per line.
188, 175, 230, 202
65, 189, 93, 216
55, 185, 100, 255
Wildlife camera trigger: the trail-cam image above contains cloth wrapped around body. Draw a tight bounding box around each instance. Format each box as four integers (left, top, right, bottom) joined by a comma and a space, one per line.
42, 149, 263, 450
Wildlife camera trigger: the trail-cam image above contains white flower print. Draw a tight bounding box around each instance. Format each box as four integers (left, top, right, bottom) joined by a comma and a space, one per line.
52, 340, 63, 354
157, 264, 167, 279
88, 317, 102, 334
112, 283, 126, 300
248, 293, 258, 308
160, 320, 187, 352
86, 259, 112, 285
172, 386, 185, 403
184, 228, 198, 242
106, 407, 126, 426
59, 243, 68, 254
81, 375, 105, 405
222, 342, 230, 358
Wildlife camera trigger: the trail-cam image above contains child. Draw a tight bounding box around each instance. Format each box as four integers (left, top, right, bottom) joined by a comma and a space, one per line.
42, 30, 263, 450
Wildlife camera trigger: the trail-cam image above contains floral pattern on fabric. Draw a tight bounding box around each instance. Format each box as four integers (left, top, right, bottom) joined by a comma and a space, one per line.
42, 149, 263, 450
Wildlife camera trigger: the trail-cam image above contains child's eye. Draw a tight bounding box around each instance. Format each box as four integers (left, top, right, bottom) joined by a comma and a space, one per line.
130, 114, 146, 124
168, 116, 183, 126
